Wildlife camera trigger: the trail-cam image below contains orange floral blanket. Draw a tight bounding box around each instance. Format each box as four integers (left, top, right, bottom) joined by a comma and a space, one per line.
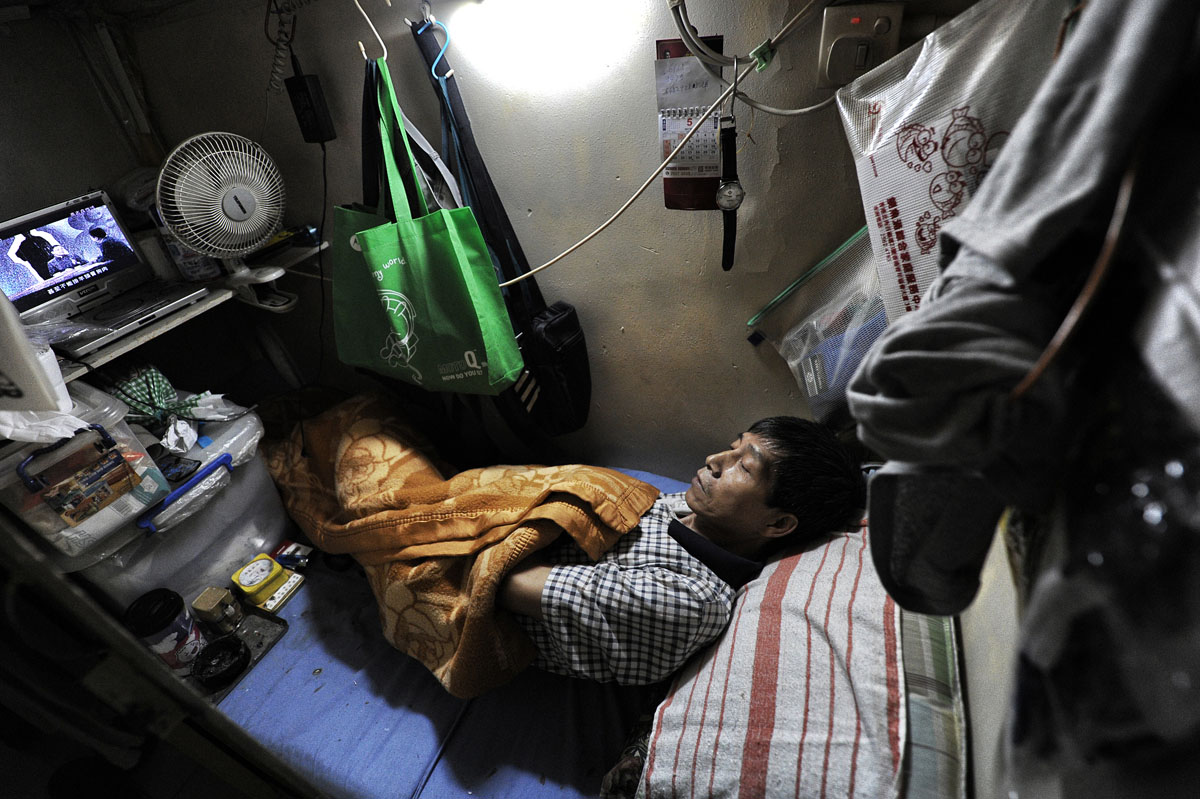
264, 394, 659, 698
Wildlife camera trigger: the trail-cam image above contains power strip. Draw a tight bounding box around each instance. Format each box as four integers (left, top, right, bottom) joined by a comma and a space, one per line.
259, 570, 305, 613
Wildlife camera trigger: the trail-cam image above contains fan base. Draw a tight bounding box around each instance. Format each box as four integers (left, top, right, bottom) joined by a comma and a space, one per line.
233, 282, 298, 313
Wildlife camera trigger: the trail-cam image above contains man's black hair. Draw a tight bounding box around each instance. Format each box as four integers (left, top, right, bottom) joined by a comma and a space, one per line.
89, 227, 107, 239
748, 416, 865, 551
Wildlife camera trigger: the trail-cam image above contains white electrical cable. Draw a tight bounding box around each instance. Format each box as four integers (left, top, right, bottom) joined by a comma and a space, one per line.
498, 0, 832, 287
694, 55, 836, 118
498, 60, 757, 288
675, 3, 734, 66
672, 0, 831, 117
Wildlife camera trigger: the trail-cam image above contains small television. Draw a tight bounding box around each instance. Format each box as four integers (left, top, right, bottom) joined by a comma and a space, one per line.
0, 191, 151, 321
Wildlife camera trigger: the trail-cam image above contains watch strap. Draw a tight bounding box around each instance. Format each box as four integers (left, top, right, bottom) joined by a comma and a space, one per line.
720, 125, 738, 182
722, 207, 736, 271
720, 124, 738, 270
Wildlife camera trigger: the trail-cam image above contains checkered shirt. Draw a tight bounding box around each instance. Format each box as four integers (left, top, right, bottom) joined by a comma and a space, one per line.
514, 492, 737, 685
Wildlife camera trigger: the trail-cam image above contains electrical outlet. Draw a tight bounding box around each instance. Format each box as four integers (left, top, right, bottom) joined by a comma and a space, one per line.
816, 3, 905, 88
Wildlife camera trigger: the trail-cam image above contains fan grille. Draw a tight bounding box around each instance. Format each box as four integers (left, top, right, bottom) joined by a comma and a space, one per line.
157, 132, 286, 258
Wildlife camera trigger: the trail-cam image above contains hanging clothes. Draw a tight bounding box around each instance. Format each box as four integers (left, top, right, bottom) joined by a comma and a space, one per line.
847, 0, 1200, 612
409, 21, 593, 445
846, 0, 1200, 794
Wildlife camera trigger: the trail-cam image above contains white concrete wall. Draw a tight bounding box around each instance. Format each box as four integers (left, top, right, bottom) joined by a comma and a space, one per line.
0, 0, 968, 480
130, 0, 871, 480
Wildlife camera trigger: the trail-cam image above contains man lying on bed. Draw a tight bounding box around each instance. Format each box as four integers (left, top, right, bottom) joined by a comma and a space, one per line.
497, 416, 863, 685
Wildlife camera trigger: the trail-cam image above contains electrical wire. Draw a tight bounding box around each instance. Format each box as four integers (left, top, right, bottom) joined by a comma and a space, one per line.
266, 4, 298, 93
675, 1, 733, 65
498, 1, 835, 287
674, 0, 819, 68
260, 0, 298, 142
263, 0, 280, 44
498, 59, 756, 288
671, 0, 834, 117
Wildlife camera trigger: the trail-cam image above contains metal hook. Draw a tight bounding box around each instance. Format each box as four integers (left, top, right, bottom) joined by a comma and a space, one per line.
721, 56, 738, 126
354, 0, 388, 61
427, 19, 452, 79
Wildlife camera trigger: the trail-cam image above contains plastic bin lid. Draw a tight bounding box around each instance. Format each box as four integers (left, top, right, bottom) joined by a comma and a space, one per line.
0, 381, 130, 483
65, 381, 129, 428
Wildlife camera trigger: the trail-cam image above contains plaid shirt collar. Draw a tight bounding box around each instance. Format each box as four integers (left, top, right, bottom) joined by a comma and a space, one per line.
665, 518, 762, 589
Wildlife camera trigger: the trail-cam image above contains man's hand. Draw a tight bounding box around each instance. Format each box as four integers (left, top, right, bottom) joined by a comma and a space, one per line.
497, 557, 553, 620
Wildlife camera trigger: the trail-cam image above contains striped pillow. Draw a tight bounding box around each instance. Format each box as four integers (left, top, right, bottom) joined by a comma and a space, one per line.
638, 528, 904, 799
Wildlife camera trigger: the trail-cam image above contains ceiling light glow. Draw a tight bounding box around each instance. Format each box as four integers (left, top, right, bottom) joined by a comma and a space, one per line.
448, 0, 650, 95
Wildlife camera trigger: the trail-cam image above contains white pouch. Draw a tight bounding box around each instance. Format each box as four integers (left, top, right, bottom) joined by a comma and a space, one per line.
836, 0, 1068, 324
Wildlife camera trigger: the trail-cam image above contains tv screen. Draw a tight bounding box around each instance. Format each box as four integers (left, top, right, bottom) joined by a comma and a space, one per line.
0, 192, 142, 313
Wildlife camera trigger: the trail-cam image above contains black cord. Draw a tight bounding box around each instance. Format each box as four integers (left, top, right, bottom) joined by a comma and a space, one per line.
316, 140, 328, 385
263, 0, 282, 45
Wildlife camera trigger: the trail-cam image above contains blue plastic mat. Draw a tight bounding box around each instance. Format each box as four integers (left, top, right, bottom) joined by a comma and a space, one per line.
218, 469, 687, 799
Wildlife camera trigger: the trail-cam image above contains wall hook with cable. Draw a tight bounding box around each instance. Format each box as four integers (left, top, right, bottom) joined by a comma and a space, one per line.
424, 19, 452, 79
354, 0, 388, 61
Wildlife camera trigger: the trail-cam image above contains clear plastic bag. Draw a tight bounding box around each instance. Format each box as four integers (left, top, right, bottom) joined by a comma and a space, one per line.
135, 396, 265, 534
748, 228, 887, 426
21, 317, 116, 349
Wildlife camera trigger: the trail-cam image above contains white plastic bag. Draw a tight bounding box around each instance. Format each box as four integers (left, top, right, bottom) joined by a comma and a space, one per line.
836, 0, 1066, 324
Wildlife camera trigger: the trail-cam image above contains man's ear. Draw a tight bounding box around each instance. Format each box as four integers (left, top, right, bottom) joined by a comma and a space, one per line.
762, 512, 798, 540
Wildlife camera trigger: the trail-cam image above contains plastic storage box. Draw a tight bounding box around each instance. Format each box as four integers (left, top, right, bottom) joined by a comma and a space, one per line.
130, 395, 266, 534
78, 409, 297, 609
0, 381, 170, 572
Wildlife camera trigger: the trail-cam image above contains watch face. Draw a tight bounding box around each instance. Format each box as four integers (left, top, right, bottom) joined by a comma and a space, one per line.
239, 558, 274, 587
716, 181, 745, 210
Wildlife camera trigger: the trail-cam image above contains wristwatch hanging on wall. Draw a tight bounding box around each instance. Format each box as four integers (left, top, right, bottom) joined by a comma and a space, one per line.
715, 121, 744, 271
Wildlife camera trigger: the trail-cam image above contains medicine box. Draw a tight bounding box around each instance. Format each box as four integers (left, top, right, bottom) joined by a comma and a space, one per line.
0, 381, 169, 572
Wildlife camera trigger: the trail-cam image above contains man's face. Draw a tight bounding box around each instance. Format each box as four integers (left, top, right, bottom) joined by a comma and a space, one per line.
683, 431, 782, 554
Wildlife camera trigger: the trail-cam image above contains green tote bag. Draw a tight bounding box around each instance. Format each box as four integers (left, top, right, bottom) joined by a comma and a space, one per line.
334, 59, 522, 395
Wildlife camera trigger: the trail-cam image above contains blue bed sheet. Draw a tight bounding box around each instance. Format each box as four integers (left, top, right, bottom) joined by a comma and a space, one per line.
218, 469, 688, 799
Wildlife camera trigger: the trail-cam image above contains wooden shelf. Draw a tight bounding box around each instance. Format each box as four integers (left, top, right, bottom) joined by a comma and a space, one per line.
52, 241, 327, 383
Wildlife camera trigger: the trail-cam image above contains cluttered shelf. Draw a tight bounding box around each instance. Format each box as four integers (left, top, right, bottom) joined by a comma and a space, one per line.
56, 287, 235, 383
54, 240, 329, 384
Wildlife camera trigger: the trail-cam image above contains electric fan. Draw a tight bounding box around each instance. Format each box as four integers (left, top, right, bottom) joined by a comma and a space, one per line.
156, 132, 296, 311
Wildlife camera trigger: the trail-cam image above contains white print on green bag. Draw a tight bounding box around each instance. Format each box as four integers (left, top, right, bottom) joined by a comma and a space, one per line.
373, 256, 407, 282
378, 289, 423, 382
369, 253, 407, 282
436, 350, 487, 382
